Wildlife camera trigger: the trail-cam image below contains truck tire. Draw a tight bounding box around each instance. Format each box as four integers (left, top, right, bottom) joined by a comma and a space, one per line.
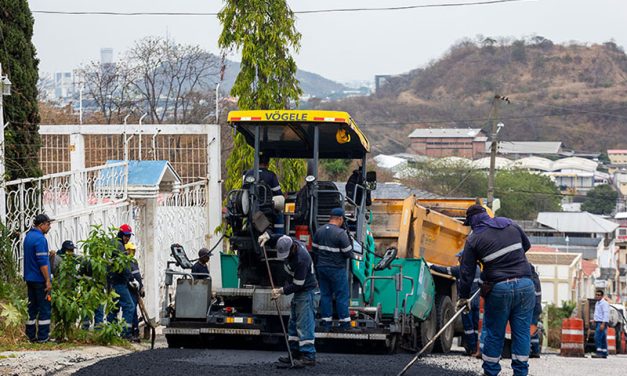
433, 295, 455, 353
416, 302, 437, 354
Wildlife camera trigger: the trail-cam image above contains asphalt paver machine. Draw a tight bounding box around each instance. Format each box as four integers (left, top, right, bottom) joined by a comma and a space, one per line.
162, 110, 437, 353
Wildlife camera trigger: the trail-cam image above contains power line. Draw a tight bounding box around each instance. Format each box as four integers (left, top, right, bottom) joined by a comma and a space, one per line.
31, 0, 527, 17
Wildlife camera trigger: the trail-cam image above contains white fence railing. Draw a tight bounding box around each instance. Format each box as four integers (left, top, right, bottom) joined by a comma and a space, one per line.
5, 162, 129, 263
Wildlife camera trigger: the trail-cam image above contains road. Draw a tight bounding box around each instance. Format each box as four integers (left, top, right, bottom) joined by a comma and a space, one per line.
73, 348, 473, 376
71, 345, 627, 376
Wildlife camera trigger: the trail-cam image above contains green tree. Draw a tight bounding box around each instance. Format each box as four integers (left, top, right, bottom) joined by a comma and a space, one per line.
219, 0, 305, 195
403, 160, 487, 197
581, 184, 618, 215
51, 226, 130, 343
493, 170, 561, 219
321, 159, 351, 181
0, 0, 41, 179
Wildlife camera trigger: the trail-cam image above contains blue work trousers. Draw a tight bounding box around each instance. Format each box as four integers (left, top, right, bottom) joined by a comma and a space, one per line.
594, 322, 608, 357
530, 329, 541, 356
318, 265, 350, 329
82, 305, 105, 330
287, 289, 320, 360
462, 298, 480, 352
25, 282, 52, 341
106, 283, 135, 337
482, 278, 535, 376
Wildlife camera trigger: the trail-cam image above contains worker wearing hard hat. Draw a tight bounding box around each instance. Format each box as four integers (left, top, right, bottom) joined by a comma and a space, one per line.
458, 205, 534, 376
125, 241, 144, 340
430, 250, 481, 356
106, 224, 136, 340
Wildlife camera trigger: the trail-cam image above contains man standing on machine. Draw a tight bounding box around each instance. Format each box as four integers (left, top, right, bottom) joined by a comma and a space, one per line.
312, 208, 353, 331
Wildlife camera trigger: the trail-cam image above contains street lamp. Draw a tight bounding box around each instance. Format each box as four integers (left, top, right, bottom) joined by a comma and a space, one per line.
0, 63, 12, 224
1, 76, 11, 96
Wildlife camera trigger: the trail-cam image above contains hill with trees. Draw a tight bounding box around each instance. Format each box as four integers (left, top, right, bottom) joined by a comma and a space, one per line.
316, 36, 627, 155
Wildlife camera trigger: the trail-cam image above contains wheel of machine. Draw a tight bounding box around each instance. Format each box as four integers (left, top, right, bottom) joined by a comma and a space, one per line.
386, 334, 399, 354
416, 302, 437, 354
166, 334, 183, 349
433, 295, 455, 353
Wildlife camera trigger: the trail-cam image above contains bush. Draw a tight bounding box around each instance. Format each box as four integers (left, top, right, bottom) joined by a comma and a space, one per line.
546, 302, 576, 348
0, 223, 28, 345
51, 225, 132, 342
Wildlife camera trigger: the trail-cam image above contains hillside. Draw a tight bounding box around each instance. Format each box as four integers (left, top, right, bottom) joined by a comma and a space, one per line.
317, 37, 627, 155
221, 60, 348, 99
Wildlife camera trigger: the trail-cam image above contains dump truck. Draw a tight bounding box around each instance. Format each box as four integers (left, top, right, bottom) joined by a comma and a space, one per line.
161, 110, 474, 353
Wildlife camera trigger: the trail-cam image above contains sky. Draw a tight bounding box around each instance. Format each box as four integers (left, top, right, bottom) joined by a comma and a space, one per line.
29, 0, 627, 84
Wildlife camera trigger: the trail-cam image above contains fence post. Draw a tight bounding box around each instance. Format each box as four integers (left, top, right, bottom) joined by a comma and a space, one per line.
140, 197, 160, 319
206, 124, 222, 288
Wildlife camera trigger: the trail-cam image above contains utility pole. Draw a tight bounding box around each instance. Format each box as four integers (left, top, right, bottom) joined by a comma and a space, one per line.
487, 95, 510, 209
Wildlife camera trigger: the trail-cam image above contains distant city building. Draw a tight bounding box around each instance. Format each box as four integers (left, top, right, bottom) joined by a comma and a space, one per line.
100, 48, 113, 65
54, 71, 74, 99
408, 128, 487, 158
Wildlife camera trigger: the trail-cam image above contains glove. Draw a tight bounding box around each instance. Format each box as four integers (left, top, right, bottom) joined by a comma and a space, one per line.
456, 298, 471, 312
129, 280, 140, 291
271, 287, 283, 300
258, 232, 271, 247
140, 287, 146, 298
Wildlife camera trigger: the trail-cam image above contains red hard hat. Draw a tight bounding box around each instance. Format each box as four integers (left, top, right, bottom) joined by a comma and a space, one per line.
120, 224, 133, 235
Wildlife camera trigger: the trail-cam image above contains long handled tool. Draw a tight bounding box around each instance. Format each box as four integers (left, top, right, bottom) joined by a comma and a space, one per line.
262, 245, 295, 368
397, 289, 481, 376
136, 294, 157, 349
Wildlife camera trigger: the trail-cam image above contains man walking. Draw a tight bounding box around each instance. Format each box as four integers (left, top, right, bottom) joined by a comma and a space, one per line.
266, 235, 319, 368
23, 214, 54, 343
592, 290, 609, 358
312, 208, 352, 331
106, 224, 135, 340
458, 205, 534, 376
430, 250, 481, 356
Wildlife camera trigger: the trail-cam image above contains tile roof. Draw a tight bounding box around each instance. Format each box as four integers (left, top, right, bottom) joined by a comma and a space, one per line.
526, 252, 580, 266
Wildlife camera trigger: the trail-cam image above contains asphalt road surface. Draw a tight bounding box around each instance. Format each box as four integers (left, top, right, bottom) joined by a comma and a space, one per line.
74, 348, 475, 376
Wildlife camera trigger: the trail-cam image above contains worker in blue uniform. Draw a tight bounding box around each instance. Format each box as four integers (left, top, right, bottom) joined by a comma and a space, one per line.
260, 235, 319, 368
592, 289, 610, 358
106, 224, 136, 340
430, 250, 481, 356
529, 263, 542, 358
191, 247, 211, 279
312, 207, 353, 331
125, 242, 144, 339
23, 214, 54, 343
458, 205, 534, 376
243, 153, 284, 234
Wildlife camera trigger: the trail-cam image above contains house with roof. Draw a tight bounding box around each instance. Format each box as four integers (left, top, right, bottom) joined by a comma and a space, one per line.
488, 141, 563, 159
522, 211, 619, 299
527, 251, 582, 307
103, 160, 182, 198
408, 128, 487, 159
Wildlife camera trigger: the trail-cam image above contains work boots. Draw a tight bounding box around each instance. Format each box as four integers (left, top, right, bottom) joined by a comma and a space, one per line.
278, 351, 302, 364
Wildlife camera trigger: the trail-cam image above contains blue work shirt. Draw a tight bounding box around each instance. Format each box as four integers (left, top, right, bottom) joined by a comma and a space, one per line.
283, 240, 318, 295
594, 299, 610, 323
23, 228, 51, 283
459, 213, 531, 299
243, 167, 282, 196
312, 223, 352, 269
431, 264, 481, 296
